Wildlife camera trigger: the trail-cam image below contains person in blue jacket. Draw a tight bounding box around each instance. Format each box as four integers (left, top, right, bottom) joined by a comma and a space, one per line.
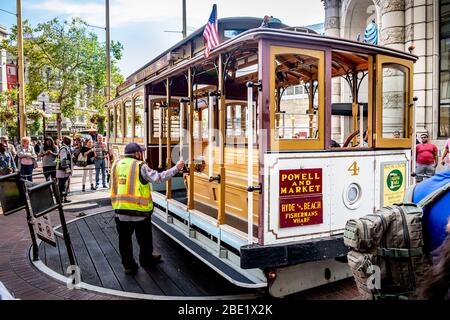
412, 170, 450, 256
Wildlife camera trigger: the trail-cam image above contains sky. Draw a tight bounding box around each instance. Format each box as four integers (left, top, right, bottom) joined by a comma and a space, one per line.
0, 0, 325, 79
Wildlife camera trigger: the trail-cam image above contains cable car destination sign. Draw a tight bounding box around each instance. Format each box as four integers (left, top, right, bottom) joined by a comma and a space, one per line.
279, 168, 323, 228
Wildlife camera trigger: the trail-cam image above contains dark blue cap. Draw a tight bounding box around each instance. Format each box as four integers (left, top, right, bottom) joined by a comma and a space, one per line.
124, 142, 146, 155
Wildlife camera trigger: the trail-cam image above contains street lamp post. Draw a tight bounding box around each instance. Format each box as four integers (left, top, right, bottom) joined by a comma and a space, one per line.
86, 0, 111, 140
16, 0, 26, 139
43, 67, 51, 138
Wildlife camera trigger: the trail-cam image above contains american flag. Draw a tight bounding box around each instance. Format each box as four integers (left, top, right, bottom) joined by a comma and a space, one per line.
203, 4, 220, 58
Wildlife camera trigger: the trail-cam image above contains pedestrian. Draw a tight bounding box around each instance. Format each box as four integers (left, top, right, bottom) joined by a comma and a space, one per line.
0, 136, 17, 159
111, 142, 184, 274
56, 136, 72, 203
94, 134, 108, 188
17, 136, 37, 182
72, 137, 82, 164
260, 15, 270, 28
0, 142, 16, 176
416, 219, 450, 300
411, 170, 450, 258
39, 137, 59, 181
440, 137, 450, 171
415, 133, 438, 182
34, 139, 43, 159
81, 138, 96, 191
410, 171, 450, 300
54, 138, 61, 149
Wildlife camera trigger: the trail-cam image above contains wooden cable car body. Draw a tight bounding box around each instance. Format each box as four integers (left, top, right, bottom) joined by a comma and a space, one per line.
106, 17, 417, 297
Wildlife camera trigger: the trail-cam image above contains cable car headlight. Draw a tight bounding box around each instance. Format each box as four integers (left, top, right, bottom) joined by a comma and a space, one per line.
343, 183, 362, 209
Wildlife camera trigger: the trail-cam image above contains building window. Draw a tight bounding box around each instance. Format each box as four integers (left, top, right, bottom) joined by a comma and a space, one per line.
439, 0, 450, 137
223, 29, 245, 39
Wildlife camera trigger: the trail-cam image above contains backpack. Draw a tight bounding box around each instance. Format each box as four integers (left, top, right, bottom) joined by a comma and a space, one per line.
343, 183, 450, 300
76, 153, 88, 167
56, 146, 71, 171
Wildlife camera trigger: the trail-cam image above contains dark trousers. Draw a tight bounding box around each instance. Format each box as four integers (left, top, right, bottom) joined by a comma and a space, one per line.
20, 164, 33, 182
43, 165, 56, 181
115, 215, 153, 269
58, 177, 69, 198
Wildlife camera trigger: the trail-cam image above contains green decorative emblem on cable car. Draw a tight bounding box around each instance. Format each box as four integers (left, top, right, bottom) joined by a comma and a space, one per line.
387, 169, 403, 192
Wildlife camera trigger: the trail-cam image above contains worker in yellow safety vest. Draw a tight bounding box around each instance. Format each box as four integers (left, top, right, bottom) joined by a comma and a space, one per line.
110, 142, 184, 274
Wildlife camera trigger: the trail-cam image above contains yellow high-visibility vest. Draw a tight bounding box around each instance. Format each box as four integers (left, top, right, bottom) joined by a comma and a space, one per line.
110, 157, 153, 213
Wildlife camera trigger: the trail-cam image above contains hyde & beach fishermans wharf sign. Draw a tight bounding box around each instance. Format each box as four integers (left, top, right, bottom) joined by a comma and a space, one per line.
279, 168, 323, 228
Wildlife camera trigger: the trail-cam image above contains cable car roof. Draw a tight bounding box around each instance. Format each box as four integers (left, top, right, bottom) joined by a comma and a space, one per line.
112, 17, 418, 102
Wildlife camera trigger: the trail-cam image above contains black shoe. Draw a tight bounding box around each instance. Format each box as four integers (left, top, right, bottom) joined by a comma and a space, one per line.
91, 184, 96, 190
63, 198, 72, 203
140, 254, 162, 267
82, 185, 85, 192
103, 185, 107, 188
124, 263, 139, 275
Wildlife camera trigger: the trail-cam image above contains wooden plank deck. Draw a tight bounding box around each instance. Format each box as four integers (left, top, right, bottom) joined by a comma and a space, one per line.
39, 211, 258, 297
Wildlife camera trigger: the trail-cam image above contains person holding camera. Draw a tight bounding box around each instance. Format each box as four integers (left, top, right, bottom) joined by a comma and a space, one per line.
56, 136, 73, 203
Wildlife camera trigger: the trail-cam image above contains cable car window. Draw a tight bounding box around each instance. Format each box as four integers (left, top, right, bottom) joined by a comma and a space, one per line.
108, 108, 114, 139
224, 29, 245, 39
134, 96, 144, 139
116, 104, 122, 138
151, 102, 180, 142
275, 53, 320, 141
125, 100, 132, 138
381, 63, 408, 138
270, 47, 324, 151
375, 55, 412, 148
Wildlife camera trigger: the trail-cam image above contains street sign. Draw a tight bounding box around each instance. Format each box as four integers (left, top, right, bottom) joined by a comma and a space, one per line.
34, 214, 57, 247
31, 101, 60, 114
37, 91, 50, 103
46, 102, 61, 113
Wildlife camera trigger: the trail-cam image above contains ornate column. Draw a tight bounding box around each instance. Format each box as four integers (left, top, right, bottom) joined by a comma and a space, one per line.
379, 0, 406, 136
323, 0, 342, 142
323, 0, 341, 38
380, 0, 405, 51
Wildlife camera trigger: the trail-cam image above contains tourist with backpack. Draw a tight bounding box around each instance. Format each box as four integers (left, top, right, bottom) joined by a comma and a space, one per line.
417, 219, 450, 300
56, 136, 73, 203
343, 174, 449, 300
411, 170, 450, 259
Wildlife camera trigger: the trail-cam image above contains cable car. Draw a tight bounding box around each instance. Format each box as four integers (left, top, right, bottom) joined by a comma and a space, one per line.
106, 17, 417, 297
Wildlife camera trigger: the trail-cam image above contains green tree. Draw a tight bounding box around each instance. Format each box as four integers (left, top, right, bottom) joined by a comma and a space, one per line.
0, 89, 19, 139
1, 18, 124, 136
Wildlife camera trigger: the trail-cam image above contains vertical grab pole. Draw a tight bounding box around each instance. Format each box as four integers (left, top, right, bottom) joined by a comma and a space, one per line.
179, 100, 185, 161
411, 96, 418, 185
158, 104, 163, 168
166, 78, 172, 200
359, 104, 364, 147
188, 69, 195, 210
208, 92, 214, 179
246, 82, 254, 245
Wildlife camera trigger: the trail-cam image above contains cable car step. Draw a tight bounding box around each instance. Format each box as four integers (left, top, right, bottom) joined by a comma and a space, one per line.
151, 209, 267, 289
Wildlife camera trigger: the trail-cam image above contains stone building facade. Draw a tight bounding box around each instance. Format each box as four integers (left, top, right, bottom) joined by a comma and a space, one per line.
323, 0, 449, 147
0, 25, 8, 93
